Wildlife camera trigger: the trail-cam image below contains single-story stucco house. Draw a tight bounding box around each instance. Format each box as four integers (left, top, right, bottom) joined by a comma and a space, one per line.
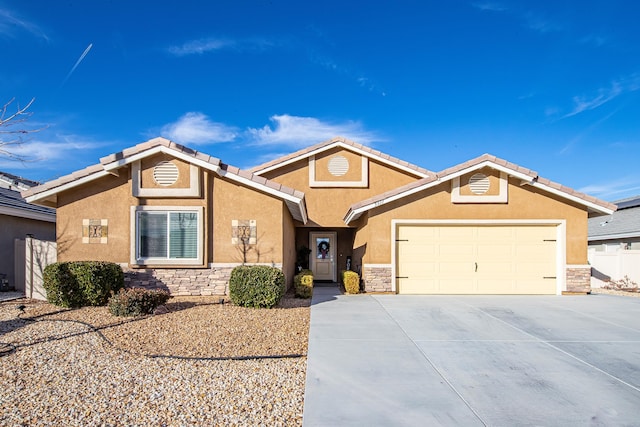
22, 136, 615, 295
0, 172, 56, 290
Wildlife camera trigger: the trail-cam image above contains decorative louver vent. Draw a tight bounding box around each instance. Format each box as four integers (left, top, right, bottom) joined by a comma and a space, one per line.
153, 161, 179, 186
469, 173, 490, 194
328, 155, 349, 176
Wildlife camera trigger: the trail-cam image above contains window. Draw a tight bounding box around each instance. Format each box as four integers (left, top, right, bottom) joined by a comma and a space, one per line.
131, 206, 203, 265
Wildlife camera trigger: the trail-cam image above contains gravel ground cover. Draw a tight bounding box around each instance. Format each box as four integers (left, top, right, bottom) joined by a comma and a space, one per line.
0, 293, 310, 426
590, 287, 640, 298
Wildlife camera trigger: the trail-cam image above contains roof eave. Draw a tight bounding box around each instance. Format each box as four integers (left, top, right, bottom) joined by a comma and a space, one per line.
528, 182, 616, 216
589, 231, 640, 241
24, 170, 111, 206
0, 205, 56, 222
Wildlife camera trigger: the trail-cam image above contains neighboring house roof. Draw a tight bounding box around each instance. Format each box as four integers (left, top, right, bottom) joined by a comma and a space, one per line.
588, 195, 640, 242
345, 153, 617, 224
250, 136, 433, 178
22, 137, 308, 224
0, 171, 40, 191
0, 176, 56, 222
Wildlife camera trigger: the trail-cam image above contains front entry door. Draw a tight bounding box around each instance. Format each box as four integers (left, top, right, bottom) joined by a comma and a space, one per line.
310, 232, 337, 281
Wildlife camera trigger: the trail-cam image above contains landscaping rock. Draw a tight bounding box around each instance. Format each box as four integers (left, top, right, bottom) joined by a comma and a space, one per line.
0, 294, 310, 426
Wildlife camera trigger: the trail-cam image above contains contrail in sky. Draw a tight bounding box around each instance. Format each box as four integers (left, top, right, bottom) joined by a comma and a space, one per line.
61, 43, 93, 86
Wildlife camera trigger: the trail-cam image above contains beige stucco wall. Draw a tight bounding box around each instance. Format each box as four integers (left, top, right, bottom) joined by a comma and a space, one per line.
211, 176, 284, 265
282, 204, 297, 285
56, 159, 287, 270
355, 174, 589, 265
56, 172, 135, 263
261, 148, 421, 227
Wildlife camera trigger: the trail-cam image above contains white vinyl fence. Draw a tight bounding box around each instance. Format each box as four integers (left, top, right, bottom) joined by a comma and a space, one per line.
589, 250, 640, 288
14, 236, 57, 300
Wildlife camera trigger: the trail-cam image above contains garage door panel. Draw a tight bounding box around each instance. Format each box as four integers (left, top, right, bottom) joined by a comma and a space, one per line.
477, 226, 515, 240
397, 224, 557, 295
399, 278, 438, 294
477, 279, 515, 293
516, 262, 555, 276
398, 247, 434, 262
477, 244, 515, 259
440, 279, 476, 294
516, 244, 553, 257
479, 261, 514, 275
514, 279, 556, 294
401, 262, 437, 276
439, 244, 473, 256
439, 261, 474, 274
399, 227, 435, 242
438, 227, 475, 240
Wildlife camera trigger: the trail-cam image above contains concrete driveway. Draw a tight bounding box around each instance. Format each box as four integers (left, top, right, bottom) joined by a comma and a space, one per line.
303, 287, 640, 426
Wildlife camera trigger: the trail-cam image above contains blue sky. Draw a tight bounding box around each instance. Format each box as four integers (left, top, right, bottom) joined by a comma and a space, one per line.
1, 0, 639, 201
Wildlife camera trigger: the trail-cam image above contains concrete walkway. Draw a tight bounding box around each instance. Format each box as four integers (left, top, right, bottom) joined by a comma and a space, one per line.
303, 287, 640, 426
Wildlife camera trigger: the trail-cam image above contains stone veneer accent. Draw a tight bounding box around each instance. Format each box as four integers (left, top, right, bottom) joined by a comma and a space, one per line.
565, 266, 591, 293
124, 267, 233, 296
362, 264, 393, 293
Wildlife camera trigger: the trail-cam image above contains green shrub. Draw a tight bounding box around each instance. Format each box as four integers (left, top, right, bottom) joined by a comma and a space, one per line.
43, 261, 124, 308
294, 269, 314, 298
342, 270, 360, 294
108, 288, 171, 317
229, 265, 285, 308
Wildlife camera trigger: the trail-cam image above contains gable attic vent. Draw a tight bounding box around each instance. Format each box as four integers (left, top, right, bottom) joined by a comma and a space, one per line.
153, 161, 179, 186
469, 173, 490, 194
328, 155, 349, 176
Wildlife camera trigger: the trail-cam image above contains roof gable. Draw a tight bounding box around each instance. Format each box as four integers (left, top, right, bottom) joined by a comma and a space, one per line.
345, 153, 617, 224
23, 137, 307, 223
250, 136, 433, 179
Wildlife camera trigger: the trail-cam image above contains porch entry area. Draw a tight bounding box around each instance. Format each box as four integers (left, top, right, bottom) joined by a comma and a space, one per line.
296, 228, 357, 283
310, 231, 337, 281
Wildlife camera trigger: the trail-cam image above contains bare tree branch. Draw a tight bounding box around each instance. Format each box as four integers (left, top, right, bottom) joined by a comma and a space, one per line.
0, 97, 48, 162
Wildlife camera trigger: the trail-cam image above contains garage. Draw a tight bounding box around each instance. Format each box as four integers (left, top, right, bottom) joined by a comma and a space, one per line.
396, 223, 558, 294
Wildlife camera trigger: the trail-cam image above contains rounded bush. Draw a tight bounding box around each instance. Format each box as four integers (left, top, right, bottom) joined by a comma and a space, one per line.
342, 270, 360, 294
294, 269, 313, 298
43, 261, 124, 308
229, 265, 285, 308
108, 288, 171, 317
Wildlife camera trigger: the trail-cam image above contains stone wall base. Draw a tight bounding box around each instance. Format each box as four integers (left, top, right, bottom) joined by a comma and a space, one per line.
362, 265, 393, 293
566, 266, 591, 293
124, 267, 233, 296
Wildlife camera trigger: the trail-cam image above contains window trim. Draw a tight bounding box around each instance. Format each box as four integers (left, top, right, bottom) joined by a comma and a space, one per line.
130, 206, 204, 266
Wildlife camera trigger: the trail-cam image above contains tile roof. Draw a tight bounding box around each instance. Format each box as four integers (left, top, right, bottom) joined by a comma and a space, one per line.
250, 136, 433, 177
345, 153, 617, 223
22, 137, 307, 223
588, 195, 640, 241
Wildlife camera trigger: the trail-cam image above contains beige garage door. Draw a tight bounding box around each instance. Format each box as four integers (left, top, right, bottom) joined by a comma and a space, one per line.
396, 224, 557, 294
